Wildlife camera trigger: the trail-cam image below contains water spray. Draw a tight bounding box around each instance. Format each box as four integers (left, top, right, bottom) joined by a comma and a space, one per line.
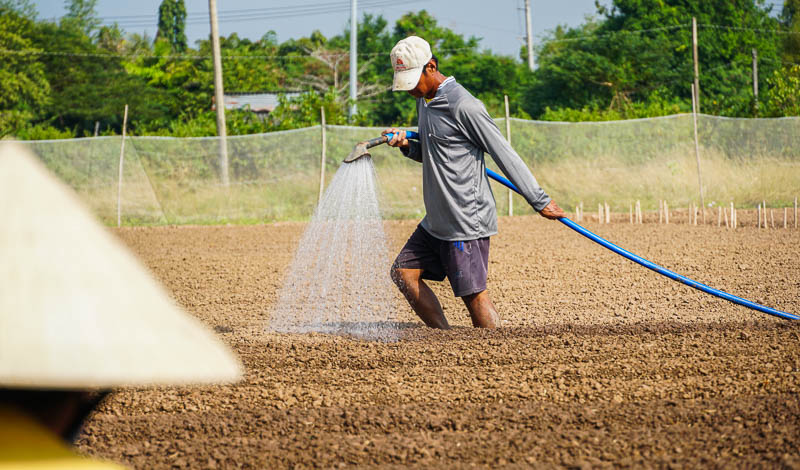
345, 131, 798, 321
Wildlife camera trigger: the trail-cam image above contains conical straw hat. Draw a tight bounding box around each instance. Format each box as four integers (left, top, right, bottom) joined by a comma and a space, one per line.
0, 143, 242, 389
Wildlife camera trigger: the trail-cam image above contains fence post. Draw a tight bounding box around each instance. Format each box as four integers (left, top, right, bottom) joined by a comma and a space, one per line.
691, 82, 706, 224
504, 95, 513, 216
752, 48, 759, 117
692, 17, 701, 113
117, 104, 128, 228
318, 107, 327, 204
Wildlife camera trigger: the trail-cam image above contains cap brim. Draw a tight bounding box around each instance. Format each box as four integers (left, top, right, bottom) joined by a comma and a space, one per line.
392, 67, 424, 91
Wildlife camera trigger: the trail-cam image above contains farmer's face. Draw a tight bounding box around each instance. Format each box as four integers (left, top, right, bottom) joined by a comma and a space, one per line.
407, 62, 435, 99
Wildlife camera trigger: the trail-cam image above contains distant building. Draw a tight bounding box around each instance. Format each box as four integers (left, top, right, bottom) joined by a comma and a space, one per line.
214, 92, 303, 118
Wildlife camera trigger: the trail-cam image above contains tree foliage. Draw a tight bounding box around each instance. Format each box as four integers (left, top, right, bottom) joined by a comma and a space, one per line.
1, 1, 798, 139
156, 0, 187, 52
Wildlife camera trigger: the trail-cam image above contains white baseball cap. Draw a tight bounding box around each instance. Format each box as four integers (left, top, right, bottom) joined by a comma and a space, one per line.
391, 36, 433, 91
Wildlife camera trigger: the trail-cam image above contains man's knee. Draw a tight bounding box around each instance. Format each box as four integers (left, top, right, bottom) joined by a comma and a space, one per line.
390, 264, 418, 290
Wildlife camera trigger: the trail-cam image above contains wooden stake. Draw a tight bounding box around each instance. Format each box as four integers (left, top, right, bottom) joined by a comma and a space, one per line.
691, 82, 706, 224
504, 95, 513, 217
318, 107, 327, 204
784, 207, 788, 229
605, 202, 610, 224
116, 104, 128, 228
757, 204, 761, 228
638, 200, 643, 224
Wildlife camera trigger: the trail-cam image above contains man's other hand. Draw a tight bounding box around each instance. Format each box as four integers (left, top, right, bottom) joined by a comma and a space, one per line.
539, 199, 566, 219
382, 128, 409, 148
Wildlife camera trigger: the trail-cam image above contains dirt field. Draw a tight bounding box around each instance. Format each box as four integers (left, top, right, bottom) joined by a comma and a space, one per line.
76, 217, 800, 468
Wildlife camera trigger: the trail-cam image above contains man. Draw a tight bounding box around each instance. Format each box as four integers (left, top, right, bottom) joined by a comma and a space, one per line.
385, 36, 566, 330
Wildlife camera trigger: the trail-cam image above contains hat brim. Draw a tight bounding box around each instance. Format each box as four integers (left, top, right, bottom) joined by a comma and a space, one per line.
392, 66, 424, 91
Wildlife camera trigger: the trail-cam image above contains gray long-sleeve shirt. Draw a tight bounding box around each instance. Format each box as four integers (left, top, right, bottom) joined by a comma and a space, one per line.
401, 77, 551, 241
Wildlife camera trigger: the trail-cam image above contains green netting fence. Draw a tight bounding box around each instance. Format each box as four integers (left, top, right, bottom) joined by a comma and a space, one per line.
13, 113, 800, 225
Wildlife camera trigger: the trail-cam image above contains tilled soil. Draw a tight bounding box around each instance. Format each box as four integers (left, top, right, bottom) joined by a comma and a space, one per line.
77, 217, 800, 468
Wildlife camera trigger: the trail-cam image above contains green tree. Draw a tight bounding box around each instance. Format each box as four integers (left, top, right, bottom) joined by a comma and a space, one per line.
781, 0, 800, 63
0, 8, 50, 136
30, 18, 169, 134
525, 0, 782, 118
0, 0, 36, 19
156, 0, 187, 52
63, 0, 99, 37
765, 65, 800, 116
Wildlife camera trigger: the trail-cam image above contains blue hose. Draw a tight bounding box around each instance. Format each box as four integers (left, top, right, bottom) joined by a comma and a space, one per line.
484, 168, 798, 321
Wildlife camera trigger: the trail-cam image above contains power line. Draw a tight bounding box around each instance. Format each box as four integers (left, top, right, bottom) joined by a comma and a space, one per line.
0, 47, 474, 61
697, 24, 800, 35
540, 24, 690, 45
102, 0, 426, 28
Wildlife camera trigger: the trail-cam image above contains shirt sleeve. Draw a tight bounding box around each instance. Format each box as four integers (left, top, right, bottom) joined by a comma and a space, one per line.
400, 140, 422, 163
455, 98, 552, 212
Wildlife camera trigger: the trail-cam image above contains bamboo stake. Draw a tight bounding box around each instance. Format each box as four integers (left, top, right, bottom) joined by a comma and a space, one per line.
504, 95, 513, 217
116, 104, 128, 228
758, 204, 761, 229
784, 207, 788, 229
724, 207, 729, 228
318, 107, 327, 204
605, 202, 611, 224
638, 200, 643, 224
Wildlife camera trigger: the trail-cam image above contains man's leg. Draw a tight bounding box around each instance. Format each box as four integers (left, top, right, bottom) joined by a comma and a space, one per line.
390, 266, 450, 329
462, 290, 500, 328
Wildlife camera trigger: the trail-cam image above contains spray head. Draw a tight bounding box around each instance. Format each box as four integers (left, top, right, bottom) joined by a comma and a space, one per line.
343, 135, 389, 163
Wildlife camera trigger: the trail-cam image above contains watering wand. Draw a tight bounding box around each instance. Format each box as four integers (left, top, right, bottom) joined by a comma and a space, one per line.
344, 131, 798, 321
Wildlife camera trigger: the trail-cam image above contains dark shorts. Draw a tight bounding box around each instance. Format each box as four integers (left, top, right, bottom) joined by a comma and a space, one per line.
393, 224, 490, 297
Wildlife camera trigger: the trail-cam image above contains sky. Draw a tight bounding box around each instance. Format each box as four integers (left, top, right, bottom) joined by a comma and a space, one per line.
30, 0, 614, 59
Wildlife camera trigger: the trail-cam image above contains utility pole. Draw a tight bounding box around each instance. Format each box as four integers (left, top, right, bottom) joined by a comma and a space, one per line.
524, 0, 535, 71
208, 0, 229, 186
349, 0, 357, 119
692, 17, 700, 113
752, 48, 759, 117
